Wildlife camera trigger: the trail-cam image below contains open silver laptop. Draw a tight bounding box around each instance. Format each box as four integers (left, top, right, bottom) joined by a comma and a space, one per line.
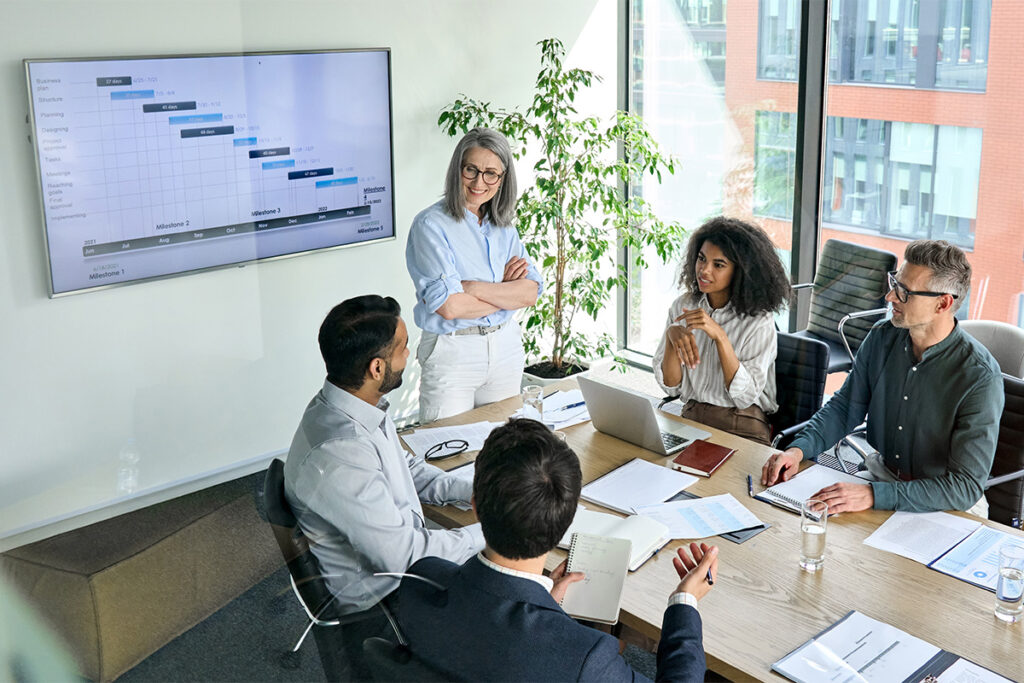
577, 375, 711, 455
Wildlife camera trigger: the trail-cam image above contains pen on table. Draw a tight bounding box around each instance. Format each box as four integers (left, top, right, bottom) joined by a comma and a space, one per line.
747, 474, 753, 498
705, 568, 714, 585
551, 401, 586, 414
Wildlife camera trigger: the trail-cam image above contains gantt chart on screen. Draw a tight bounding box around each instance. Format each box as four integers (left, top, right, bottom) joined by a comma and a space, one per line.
28, 51, 394, 294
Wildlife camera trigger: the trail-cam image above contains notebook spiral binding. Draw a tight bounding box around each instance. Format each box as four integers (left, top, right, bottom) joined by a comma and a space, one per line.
561, 533, 581, 605
765, 490, 804, 510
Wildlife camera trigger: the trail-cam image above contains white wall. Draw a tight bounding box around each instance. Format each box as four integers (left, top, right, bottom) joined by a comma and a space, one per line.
0, 0, 617, 547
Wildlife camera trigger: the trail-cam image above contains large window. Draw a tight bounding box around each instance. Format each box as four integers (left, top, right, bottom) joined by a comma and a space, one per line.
628, 0, 796, 357
628, 0, 1024, 362
830, 0, 990, 91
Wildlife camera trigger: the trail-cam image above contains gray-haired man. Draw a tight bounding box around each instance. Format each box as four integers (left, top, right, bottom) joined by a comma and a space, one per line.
763, 240, 1003, 516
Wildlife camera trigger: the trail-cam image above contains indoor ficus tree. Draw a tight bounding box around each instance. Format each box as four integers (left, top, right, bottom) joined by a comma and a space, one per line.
439, 38, 686, 376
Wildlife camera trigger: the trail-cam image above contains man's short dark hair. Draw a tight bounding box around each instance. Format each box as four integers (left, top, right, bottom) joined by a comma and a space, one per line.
318, 295, 401, 391
473, 419, 582, 560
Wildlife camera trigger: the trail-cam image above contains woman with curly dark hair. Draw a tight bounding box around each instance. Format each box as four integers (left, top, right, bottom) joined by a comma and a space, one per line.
652, 217, 791, 444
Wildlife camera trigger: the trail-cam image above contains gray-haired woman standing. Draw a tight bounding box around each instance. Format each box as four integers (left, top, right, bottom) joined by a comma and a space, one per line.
406, 128, 543, 423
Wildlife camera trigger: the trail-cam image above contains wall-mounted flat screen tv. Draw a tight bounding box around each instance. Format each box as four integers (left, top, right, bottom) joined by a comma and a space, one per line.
25, 49, 395, 296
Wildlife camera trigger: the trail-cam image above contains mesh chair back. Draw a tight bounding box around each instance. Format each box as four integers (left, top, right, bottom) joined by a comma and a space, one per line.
769, 331, 830, 437
263, 459, 339, 620
989, 374, 1024, 527
806, 239, 897, 354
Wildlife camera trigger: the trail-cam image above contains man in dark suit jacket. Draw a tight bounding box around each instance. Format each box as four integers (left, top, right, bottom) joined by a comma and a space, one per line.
396, 419, 719, 682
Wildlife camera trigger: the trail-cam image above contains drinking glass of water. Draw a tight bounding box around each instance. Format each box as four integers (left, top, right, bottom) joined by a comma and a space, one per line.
995, 543, 1024, 623
800, 499, 828, 572
521, 385, 544, 423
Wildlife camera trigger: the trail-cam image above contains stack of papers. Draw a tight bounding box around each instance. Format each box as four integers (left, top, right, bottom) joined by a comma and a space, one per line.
513, 389, 591, 429
399, 421, 502, 459
635, 494, 764, 539
863, 511, 982, 565
581, 458, 698, 514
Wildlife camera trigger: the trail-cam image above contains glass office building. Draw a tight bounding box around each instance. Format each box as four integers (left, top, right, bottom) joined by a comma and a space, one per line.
627, 0, 1021, 357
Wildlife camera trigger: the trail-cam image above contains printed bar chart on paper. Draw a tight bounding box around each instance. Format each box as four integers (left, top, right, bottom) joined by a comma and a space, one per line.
26, 51, 394, 294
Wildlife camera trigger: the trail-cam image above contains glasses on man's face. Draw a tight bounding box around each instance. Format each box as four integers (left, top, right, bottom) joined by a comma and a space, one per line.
425, 439, 469, 461
462, 164, 503, 186
886, 271, 958, 304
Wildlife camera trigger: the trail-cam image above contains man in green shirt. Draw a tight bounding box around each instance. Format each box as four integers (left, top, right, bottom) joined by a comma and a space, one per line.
762, 240, 1003, 515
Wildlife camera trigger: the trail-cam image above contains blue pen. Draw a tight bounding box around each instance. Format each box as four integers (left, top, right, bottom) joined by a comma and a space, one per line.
747, 474, 753, 498
551, 401, 586, 413
705, 568, 714, 585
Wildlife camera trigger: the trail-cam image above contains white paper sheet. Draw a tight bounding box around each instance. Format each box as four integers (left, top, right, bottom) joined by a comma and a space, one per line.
513, 389, 591, 429
863, 512, 982, 565
930, 525, 1024, 591
580, 458, 698, 515
399, 422, 503, 459
937, 658, 1014, 683
773, 611, 940, 683
635, 494, 764, 539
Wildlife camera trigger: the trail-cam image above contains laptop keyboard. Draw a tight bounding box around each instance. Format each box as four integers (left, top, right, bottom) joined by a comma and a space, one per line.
661, 432, 688, 450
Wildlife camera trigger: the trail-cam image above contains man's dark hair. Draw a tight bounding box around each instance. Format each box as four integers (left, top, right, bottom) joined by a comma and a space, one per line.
318, 295, 401, 391
473, 419, 582, 560
679, 216, 791, 316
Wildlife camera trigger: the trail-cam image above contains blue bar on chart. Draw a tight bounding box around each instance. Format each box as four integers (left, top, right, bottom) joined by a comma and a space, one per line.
262, 159, 296, 170
143, 101, 197, 113
180, 125, 235, 138
248, 147, 290, 159
233, 137, 257, 147
167, 113, 223, 125
315, 176, 358, 188
289, 167, 333, 180
96, 76, 132, 87
110, 90, 155, 100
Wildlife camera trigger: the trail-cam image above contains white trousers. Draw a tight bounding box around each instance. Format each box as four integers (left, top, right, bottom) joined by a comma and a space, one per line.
417, 321, 525, 424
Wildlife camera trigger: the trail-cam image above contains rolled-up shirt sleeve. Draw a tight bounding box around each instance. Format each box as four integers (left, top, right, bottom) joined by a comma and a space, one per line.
726, 316, 777, 409
654, 313, 682, 397
406, 213, 464, 313
405, 450, 474, 506
509, 231, 545, 297
299, 438, 482, 577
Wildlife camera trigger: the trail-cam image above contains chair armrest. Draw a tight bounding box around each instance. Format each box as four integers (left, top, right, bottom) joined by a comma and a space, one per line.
771, 421, 809, 450
985, 468, 1024, 489
838, 308, 889, 360
791, 282, 815, 291
658, 395, 679, 409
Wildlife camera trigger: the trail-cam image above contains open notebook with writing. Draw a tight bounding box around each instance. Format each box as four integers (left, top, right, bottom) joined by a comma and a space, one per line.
558, 509, 669, 571
755, 464, 866, 515
558, 532, 631, 625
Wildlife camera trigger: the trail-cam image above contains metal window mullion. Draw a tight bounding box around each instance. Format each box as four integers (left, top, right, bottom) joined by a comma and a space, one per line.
789, 0, 830, 333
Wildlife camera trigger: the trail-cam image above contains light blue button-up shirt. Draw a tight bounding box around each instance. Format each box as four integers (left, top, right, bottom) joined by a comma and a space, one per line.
284, 380, 484, 613
406, 200, 544, 335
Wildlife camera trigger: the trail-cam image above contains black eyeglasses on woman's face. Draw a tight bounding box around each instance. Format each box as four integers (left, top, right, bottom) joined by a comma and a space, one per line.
462, 164, 503, 185
886, 271, 958, 304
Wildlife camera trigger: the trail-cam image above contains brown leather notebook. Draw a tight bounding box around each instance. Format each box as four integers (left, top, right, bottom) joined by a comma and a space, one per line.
670, 440, 736, 477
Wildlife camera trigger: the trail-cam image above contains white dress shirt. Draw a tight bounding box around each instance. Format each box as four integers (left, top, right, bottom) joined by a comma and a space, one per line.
284, 380, 484, 614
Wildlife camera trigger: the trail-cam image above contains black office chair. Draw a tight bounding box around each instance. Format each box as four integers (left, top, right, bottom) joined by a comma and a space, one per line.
986, 374, 1024, 528
792, 239, 897, 374
258, 458, 387, 681
769, 331, 830, 450
362, 637, 451, 682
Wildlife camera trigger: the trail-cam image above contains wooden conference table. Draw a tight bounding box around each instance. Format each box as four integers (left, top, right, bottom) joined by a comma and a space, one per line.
413, 380, 1023, 681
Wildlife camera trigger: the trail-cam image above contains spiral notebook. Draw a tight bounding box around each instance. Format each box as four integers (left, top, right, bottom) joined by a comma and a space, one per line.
558, 532, 631, 625
755, 464, 866, 515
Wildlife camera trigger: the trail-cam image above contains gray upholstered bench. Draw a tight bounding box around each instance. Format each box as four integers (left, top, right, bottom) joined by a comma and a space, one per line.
1, 473, 281, 682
